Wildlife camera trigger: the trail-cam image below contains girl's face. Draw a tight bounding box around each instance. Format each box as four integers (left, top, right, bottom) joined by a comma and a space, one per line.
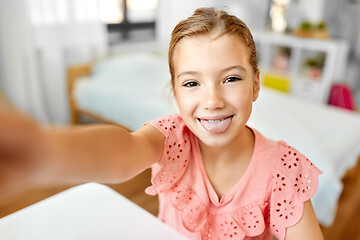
172, 32, 260, 148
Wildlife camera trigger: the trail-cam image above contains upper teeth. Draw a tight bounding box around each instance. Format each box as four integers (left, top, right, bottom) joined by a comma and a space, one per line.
205, 119, 224, 123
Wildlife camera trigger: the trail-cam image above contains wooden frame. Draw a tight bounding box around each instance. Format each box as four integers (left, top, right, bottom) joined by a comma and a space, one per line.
67, 63, 91, 124
66, 63, 120, 126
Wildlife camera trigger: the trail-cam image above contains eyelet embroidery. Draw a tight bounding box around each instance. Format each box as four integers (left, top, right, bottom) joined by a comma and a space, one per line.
278, 144, 320, 201
213, 215, 244, 240
294, 172, 317, 202
200, 203, 268, 240
269, 143, 322, 240
274, 199, 297, 221
272, 172, 288, 193
201, 214, 246, 240
145, 115, 191, 196
280, 148, 300, 170
170, 183, 208, 232
236, 205, 266, 236
270, 196, 303, 239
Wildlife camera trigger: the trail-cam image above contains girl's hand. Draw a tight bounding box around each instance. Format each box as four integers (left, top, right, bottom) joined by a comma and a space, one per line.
0, 106, 50, 196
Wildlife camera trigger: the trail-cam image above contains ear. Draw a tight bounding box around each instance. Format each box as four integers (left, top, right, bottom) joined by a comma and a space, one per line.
252, 70, 260, 102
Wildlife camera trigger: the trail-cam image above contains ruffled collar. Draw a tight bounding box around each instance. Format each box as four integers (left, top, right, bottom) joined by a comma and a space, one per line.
168, 181, 269, 239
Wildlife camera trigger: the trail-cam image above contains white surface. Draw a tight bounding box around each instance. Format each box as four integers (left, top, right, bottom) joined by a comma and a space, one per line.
0, 183, 188, 240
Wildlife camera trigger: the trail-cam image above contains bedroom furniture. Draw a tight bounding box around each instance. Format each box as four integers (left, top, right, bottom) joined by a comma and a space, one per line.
66, 51, 360, 230
253, 31, 350, 103
0, 182, 187, 240
67, 52, 175, 129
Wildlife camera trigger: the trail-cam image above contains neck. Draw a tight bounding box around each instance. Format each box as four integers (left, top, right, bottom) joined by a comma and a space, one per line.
199, 126, 255, 166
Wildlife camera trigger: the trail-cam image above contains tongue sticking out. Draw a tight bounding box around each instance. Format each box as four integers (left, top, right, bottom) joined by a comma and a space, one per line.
199, 117, 232, 134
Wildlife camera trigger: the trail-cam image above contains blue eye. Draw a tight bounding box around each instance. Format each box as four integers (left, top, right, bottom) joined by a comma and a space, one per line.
224, 76, 242, 83
183, 81, 199, 87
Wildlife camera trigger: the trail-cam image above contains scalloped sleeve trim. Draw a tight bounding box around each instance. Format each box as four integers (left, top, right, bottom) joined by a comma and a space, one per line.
269, 142, 322, 240
144, 114, 192, 196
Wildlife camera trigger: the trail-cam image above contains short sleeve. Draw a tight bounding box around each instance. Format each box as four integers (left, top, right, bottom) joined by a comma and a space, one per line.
269, 142, 322, 240
144, 114, 192, 196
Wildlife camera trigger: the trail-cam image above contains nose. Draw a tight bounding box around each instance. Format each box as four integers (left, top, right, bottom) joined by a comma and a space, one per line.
202, 84, 225, 110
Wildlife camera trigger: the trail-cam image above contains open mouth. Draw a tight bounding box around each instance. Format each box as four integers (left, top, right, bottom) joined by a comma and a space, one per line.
197, 115, 233, 134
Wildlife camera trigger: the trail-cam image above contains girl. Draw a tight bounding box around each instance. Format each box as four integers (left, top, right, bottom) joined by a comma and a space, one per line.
0, 8, 323, 240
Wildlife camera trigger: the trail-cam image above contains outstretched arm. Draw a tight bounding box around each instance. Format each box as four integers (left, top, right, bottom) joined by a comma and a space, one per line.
46, 123, 164, 184
285, 200, 324, 240
0, 107, 164, 196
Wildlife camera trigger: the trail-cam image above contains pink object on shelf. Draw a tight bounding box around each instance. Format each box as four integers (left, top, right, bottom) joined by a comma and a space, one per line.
328, 84, 357, 111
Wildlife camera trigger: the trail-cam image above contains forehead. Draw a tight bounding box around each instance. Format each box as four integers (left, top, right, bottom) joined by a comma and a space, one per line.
173, 32, 251, 75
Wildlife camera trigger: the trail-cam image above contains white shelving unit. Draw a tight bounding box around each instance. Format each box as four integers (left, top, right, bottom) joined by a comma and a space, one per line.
253, 31, 350, 103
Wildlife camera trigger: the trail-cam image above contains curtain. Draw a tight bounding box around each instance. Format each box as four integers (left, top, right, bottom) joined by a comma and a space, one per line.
0, 0, 108, 124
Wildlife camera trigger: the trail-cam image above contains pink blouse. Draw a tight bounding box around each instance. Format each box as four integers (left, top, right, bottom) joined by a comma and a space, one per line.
145, 114, 322, 240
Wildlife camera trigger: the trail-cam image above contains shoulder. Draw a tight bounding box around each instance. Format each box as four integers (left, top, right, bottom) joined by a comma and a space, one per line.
249, 128, 323, 239
144, 114, 194, 196
146, 114, 184, 131
145, 114, 193, 155
144, 114, 189, 138
251, 128, 281, 157
272, 141, 322, 185
253, 129, 322, 202
251, 129, 321, 177
265, 141, 322, 239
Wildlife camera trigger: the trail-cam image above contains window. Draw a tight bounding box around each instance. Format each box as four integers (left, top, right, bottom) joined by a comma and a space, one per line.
99, 0, 158, 44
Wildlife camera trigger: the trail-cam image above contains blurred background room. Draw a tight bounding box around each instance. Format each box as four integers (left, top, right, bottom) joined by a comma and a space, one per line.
0, 0, 360, 239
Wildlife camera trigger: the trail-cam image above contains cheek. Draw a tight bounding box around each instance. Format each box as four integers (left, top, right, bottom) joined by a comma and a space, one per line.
228, 86, 253, 105
175, 92, 194, 112
179, 100, 195, 114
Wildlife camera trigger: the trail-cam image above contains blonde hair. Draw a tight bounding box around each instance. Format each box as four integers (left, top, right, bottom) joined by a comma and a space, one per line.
168, 7, 258, 88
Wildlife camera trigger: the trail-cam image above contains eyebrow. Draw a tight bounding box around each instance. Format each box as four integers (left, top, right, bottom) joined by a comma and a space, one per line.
176, 71, 199, 79
176, 65, 246, 79
221, 65, 247, 73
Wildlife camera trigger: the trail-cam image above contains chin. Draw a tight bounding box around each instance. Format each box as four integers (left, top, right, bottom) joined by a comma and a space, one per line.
197, 132, 234, 148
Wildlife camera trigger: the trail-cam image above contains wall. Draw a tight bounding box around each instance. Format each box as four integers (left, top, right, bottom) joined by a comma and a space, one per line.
297, 0, 327, 22
0, 0, 41, 117
156, 0, 270, 45
0, 0, 108, 124
156, 0, 216, 45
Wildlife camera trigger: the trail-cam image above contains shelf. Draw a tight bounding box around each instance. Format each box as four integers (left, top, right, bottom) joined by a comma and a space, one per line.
253, 31, 350, 103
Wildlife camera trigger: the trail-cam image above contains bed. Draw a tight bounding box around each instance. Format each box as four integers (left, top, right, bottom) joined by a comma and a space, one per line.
67, 51, 360, 228
67, 52, 176, 128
